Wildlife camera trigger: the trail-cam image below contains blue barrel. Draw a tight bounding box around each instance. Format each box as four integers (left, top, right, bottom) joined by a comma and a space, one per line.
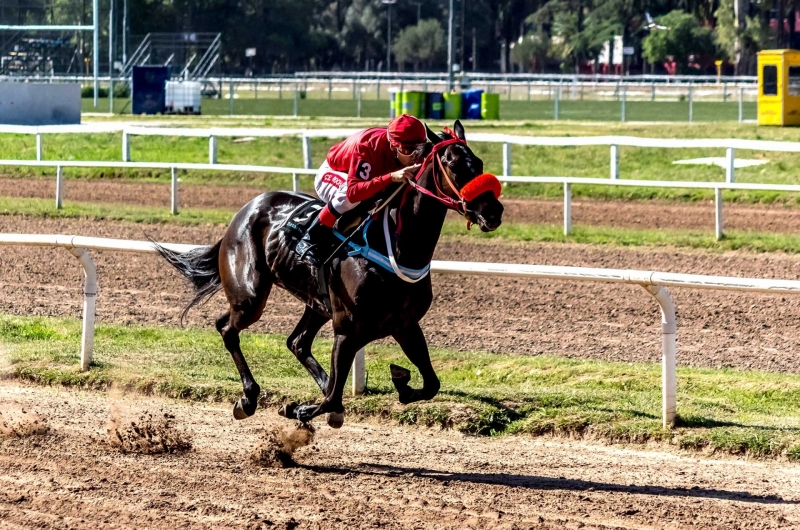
426, 92, 444, 120
462, 89, 484, 120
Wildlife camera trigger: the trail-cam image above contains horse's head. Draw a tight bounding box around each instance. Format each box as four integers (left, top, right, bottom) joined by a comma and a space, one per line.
424, 120, 504, 232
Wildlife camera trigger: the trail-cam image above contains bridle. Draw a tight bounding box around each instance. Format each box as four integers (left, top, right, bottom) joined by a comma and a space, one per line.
405, 131, 470, 217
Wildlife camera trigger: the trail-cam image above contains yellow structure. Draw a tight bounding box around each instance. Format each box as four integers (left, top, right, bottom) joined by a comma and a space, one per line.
757, 49, 800, 126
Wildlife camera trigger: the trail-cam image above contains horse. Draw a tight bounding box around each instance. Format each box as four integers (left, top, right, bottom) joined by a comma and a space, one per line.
155, 120, 504, 427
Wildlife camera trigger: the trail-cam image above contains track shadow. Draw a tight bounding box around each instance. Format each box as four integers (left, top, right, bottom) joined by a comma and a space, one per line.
299, 462, 797, 505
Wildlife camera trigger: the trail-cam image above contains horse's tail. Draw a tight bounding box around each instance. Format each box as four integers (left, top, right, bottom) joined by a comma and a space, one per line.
152, 239, 223, 323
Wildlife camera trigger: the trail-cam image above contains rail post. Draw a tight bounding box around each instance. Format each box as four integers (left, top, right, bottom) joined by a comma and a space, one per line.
502, 142, 511, 177
563, 182, 572, 235
255, 80, 258, 100
715, 187, 724, 240
527, 80, 531, 101
726, 147, 735, 183
55, 165, 64, 209
170, 167, 179, 215
722, 82, 727, 102
302, 134, 313, 169
229, 80, 234, 115
610, 144, 619, 179
293, 82, 299, 117
651, 82, 655, 102
508, 81, 512, 101
738, 86, 744, 123
328, 77, 333, 100
209, 135, 217, 164
357, 83, 362, 118
352, 347, 366, 395
278, 78, 282, 99
292, 172, 299, 193
36, 133, 42, 161
554, 85, 559, 120
376, 78, 381, 100
122, 131, 130, 162
688, 83, 693, 122
621, 86, 626, 122
68, 247, 97, 372
643, 285, 677, 428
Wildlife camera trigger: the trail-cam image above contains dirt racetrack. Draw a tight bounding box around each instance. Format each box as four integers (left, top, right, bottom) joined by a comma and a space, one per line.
1, 380, 799, 530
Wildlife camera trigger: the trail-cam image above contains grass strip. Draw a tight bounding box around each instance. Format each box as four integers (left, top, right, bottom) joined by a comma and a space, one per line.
2, 314, 799, 460
3, 196, 800, 254
6, 117, 800, 204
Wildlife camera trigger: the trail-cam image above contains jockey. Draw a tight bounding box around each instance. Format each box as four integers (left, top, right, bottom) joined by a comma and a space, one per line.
295, 113, 428, 266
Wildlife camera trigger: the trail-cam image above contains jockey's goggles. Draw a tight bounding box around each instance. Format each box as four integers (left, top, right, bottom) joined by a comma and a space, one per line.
394, 142, 427, 157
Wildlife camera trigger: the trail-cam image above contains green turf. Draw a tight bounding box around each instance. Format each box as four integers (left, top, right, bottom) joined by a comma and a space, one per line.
81, 97, 759, 122
2, 314, 798, 459
5, 118, 800, 205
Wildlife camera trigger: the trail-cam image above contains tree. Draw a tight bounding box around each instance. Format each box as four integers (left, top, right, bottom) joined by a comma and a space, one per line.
642, 10, 716, 74
510, 31, 551, 72
392, 19, 445, 71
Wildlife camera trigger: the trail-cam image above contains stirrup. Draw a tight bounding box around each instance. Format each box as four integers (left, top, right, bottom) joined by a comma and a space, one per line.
295, 240, 319, 266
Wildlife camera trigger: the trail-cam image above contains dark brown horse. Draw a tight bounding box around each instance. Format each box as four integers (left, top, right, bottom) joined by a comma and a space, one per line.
155, 120, 503, 427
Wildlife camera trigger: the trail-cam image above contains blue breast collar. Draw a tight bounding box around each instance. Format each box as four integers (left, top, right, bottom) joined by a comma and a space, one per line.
332, 210, 431, 282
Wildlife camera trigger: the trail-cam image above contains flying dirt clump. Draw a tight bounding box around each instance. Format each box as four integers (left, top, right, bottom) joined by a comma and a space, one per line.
251, 423, 315, 468
0, 409, 49, 437
107, 403, 192, 454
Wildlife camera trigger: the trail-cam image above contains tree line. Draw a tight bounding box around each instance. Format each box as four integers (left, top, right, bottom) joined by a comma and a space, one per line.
1, 0, 791, 75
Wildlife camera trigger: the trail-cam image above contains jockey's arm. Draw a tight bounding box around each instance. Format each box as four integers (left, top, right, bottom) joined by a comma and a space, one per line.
345, 158, 394, 204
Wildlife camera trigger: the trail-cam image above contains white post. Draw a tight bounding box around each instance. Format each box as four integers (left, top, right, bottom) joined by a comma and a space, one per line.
725, 147, 735, 183
610, 144, 619, 179
92, 0, 99, 107
122, 131, 130, 161
357, 85, 362, 118
293, 83, 299, 117
292, 172, 299, 193
621, 86, 626, 122
302, 135, 312, 169
209, 135, 217, 164
55, 165, 64, 209
688, 84, 693, 122
643, 285, 677, 428
554, 85, 559, 120
229, 80, 234, 115
36, 133, 42, 161
502, 142, 511, 177
328, 77, 333, 100
352, 347, 366, 396
170, 167, 178, 215
715, 187, 724, 241
563, 182, 572, 235
651, 82, 655, 101
69, 247, 97, 372
738, 87, 744, 123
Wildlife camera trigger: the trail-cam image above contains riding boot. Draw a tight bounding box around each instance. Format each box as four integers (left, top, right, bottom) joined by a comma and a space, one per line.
295, 214, 327, 267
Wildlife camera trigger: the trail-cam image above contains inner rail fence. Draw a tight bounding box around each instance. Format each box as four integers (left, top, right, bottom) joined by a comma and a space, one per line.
3, 234, 800, 429
5, 126, 800, 239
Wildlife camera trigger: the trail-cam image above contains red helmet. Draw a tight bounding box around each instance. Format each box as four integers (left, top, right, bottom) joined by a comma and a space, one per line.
387, 114, 427, 149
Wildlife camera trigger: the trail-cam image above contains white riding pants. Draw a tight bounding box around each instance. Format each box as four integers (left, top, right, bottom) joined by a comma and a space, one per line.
314, 161, 359, 215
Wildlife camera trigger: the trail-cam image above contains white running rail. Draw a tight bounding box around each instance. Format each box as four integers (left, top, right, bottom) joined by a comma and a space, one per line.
4, 157, 800, 240
4, 234, 800, 427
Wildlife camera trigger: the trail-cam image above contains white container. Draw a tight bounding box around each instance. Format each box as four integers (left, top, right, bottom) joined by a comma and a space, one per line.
165, 81, 201, 114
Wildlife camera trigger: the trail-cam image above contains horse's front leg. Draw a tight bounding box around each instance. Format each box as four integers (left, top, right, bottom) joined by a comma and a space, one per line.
391, 322, 440, 404
290, 333, 366, 424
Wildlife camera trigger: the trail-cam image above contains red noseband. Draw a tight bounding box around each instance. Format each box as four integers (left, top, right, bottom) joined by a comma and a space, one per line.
461, 173, 502, 202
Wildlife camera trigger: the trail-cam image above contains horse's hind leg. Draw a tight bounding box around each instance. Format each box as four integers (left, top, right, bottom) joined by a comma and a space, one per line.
286, 306, 330, 393
216, 282, 271, 420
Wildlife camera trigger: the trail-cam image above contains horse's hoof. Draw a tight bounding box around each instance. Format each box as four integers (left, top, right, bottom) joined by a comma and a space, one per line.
233, 398, 252, 420
278, 402, 298, 419
327, 412, 344, 429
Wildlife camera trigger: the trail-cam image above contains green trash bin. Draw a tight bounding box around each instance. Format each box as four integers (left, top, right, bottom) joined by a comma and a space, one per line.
443, 92, 461, 120
481, 93, 500, 120
401, 91, 425, 118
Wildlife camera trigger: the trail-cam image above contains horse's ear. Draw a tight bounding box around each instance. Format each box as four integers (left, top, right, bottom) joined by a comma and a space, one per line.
426, 124, 442, 144
453, 120, 466, 141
